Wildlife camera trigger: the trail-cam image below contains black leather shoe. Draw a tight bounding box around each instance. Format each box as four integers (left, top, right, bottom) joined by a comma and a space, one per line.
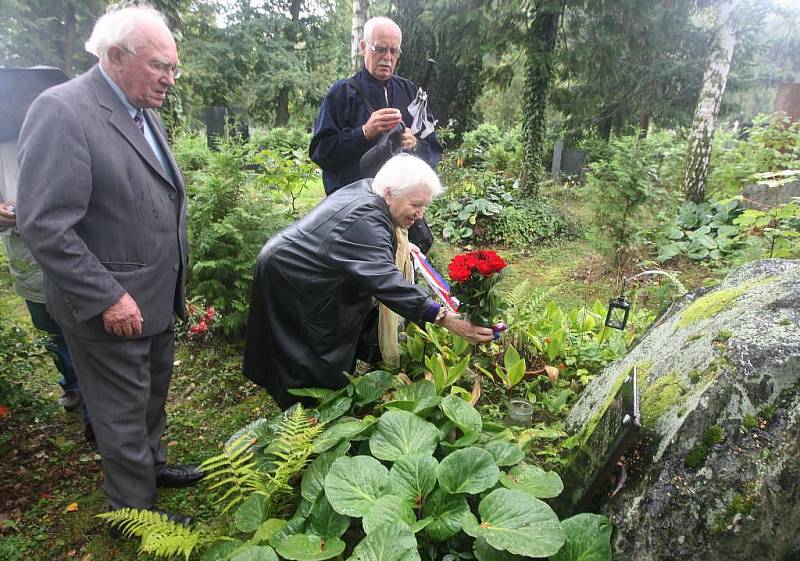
107, 508, 192, 539
155, 464, 204, 488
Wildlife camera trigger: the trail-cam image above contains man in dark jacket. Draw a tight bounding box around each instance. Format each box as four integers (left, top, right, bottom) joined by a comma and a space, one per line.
309, 17, 442, 194
243, 155, 493, 409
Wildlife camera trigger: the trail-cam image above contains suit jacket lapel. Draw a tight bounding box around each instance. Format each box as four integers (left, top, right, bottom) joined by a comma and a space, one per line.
144, 109, 183, 192
89, 66, 175, 188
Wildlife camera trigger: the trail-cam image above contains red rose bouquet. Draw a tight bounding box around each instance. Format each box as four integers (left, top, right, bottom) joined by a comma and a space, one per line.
447, 250, 507, 327
184, 300, 220, 342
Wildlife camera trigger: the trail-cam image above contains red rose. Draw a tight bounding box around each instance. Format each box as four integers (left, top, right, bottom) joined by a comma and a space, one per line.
476, 259, 494, 275
205, 307, 217, 321
448, 263, 471, 282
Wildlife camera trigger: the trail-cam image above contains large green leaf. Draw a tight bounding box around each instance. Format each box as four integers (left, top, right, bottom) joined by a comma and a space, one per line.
230, 546, 279, 561
462, 488, 565, 557
483, 441, 524, 467
201, 540, 243, 561
362, 495, 416, 534
355, 370, 394, 406
346, 521, 421, 561
313, 417, 375, 454
388, 380, 441, 415
500, 464, 564, 498
309, 494, 350, 538
437, 447, 499, 494
389, 454, 439, 506
421, 487, 470, 542
440, 394, 482, 434
269, 517, 305, 549
324, 455, 391, 517
250, 519, 287, 546
317, 396, 352, 424
549, 513, 612, 561
474, 537, 524, 561
301, 441, 351, 503
369, 410, 439, 462
275, 534, 346, 561
234, 494, 268, 533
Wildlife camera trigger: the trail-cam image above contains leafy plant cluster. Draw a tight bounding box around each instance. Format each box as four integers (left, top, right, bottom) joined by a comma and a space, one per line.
706, 113, 800, 199
733, 200, 800, 260
655, 199, 743, 262
429, 164, 572, 247
174, 135, 291, 337
102, 372, 613, 561
250, 127, 311, 155
456, 123, 524, 175
585, 130, 683, 265
0, 319, 52, 412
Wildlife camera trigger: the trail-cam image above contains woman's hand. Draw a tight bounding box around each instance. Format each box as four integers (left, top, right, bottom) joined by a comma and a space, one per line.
441, 312, 494, 344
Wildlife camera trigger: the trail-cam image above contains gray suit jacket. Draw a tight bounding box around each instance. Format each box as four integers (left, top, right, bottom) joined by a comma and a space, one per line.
17, 65, 188, 340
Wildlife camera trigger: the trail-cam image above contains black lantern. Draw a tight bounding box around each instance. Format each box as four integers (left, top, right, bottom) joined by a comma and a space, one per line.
605, 296, 631, 330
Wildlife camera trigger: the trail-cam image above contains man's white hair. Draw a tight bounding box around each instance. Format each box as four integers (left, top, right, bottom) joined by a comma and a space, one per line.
363, 16, 402, 43
85, 4, 171, 62
372, 154, 443, 200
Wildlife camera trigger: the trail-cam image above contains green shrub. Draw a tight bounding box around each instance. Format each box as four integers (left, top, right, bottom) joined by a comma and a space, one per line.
458, 123, 523, 174
250, 127, 311, 155
487, 200, 574, 247
585, 130, 681, 266
707, 113, 800, 199
183, 138, 290, 337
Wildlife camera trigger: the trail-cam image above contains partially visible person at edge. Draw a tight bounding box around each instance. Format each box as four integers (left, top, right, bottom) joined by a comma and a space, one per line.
309, 16, 442, 252
243, 155, 494, 410
1, 120, 89, 425
16, 5, 201, 528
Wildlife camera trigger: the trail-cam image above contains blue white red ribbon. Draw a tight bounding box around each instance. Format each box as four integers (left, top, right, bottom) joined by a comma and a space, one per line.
410, 246, 460, 311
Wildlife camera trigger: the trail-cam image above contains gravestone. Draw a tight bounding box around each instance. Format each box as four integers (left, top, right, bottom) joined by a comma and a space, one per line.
551, 140, 587, 182
774, 83, 800, 122
0, 67, 68, 142
741, 170, 800, 210
203, 106, 228, 150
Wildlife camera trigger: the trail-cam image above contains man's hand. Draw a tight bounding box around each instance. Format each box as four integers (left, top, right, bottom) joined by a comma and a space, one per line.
400, 129, 418, 152
441, 312, 494, 344
0, 201, 17, 228
363, 108, 402, 141
102, 292, 143, 337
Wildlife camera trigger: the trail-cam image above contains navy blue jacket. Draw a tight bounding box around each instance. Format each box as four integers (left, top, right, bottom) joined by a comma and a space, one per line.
309, 68, 443, 195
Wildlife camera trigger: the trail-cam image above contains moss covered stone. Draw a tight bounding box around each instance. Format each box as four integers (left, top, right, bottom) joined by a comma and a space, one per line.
678, 278, 771, 328
641, 371, 685, 429
684, 425, 725, 469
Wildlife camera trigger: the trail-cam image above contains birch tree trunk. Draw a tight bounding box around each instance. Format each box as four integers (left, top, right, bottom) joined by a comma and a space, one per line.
682, 0, 739, 203
351, 0, 369, 73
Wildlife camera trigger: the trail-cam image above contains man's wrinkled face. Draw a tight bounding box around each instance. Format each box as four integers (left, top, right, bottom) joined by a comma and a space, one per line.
108, 23, 178, 109
360, 23, 402, 82
385, 186, 431, 230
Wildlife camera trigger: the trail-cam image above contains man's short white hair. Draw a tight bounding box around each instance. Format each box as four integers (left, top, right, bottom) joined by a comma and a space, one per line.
85, 4, 171, 62
372, 154, 443, 200
363, 17, 401, 43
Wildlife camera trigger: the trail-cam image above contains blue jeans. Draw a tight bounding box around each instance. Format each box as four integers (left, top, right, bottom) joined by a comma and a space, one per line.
25, 301, 90, 424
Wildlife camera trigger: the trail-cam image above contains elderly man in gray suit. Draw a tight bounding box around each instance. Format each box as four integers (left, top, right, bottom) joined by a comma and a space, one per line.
16, 5, 201, 525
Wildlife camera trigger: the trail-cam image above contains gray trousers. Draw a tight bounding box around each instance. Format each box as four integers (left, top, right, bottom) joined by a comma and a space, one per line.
63, 327, 174, 509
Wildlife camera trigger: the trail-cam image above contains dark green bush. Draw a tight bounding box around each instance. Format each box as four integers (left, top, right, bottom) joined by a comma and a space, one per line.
250, 127, 311, 155
487, 200, 574, 247
176, 136, 290, 337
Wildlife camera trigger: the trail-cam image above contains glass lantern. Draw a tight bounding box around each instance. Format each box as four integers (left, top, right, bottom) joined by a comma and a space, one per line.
605, 296, 631, 330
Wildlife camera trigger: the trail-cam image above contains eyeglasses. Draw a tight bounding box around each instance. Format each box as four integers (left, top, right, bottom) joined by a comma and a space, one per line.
120, 46, 182, 79
365, 42, 402, 57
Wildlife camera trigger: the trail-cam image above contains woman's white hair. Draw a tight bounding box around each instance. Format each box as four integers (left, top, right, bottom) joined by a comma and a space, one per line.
372, 154, 443, 200
85, 4, 171, 62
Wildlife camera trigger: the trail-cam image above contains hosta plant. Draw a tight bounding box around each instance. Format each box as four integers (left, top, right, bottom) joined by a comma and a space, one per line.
101, 370, 612, 561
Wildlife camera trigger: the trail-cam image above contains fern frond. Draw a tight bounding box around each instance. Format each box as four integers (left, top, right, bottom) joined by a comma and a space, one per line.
97, 508, 212, 560
268, 405, 324, 489
200, 434, 266, 512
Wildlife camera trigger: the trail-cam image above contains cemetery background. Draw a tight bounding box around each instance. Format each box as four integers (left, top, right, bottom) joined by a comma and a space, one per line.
1, 0, 800, 560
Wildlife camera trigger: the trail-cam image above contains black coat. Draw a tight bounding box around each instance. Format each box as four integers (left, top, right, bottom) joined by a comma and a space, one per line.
243, 180, 434, 409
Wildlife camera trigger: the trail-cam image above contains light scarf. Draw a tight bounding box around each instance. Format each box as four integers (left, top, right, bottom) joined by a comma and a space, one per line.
378, 227, 413, 367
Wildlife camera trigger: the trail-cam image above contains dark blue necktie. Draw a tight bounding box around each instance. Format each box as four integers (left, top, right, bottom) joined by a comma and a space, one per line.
134, 109, 144, 134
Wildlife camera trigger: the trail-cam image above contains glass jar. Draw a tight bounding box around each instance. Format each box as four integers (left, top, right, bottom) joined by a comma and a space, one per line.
506, 398, 533, 427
